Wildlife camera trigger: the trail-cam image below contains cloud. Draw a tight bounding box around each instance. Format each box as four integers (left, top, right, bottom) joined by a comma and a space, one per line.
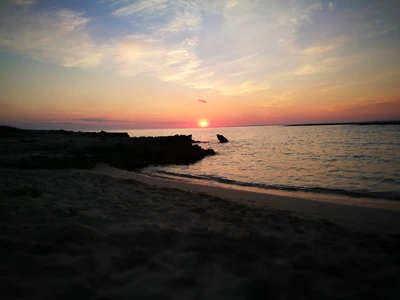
11, 0, 36, 7
154, 3, 202, 37
0, 1, 306, 95
294, 65, 318, 75
2, 0, 399, 99
145, 121, 187, 125
0, 2, 208, 87
0, 9, 103, 67
111, 35, 165, 76
363, 18, 397, 39
303, 45, 335, 55
198, 99, 207, 103
109, 0, 202, 37
111, 0, 168, 18
99, 0, 279, 94
301, 36, 347, 55
101, 1, 211, 87
286, 2, 323, 27
329, 100, 400, 121
217, 81, 271, 95
294, 55, 363, 76
78, 118, 129, 123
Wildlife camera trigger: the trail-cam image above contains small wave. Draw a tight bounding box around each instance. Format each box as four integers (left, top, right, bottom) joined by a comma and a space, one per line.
150, 170, 400, 201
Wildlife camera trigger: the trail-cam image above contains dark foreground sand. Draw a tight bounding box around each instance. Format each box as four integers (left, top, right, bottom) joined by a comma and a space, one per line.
1, 168, 400, 300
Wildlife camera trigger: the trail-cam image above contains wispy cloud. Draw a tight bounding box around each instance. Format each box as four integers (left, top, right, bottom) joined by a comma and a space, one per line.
155, 3, 202, 37
198, 99, 207, 103
294, 55, 364, 76
78, 118, 129, 123
0, 9, 103, 67
295, 65, 318, 76
303, 45, 333, 55
111, 34, 165, 76
286, 2, 323, 27
99, 0, 278, 94
11, 0, 37, 7
218, 81, 271, 96
111, 0, 168, 18
1, 0, 399, 99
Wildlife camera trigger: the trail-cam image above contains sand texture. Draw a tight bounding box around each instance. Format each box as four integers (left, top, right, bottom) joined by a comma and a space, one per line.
1, 168, 400, 300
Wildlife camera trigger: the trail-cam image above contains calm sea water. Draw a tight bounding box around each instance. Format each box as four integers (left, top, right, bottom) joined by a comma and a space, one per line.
126, 125, 400, 202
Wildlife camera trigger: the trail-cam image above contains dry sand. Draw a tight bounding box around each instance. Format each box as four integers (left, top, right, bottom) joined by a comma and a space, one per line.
1, 166, 400, 299
90, 163, 400, 234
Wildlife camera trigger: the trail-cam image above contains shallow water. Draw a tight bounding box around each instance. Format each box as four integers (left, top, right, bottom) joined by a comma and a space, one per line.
126, 125, 400, 202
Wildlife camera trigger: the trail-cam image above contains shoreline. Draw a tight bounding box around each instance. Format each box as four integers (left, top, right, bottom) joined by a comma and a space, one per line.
2, 167, 400, 298
140, 168, 400, 207
2, 128, 400, 298
86, 163, 400, 234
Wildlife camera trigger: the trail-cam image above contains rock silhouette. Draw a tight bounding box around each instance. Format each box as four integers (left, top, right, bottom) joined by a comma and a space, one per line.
217, 134, 229, 143
0, 127, 216, 171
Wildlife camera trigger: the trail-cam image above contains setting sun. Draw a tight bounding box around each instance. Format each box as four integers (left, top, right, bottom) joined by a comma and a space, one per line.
198, 119, 209, 128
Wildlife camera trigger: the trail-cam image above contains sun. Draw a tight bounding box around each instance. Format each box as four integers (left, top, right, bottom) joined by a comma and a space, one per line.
198, 118, 209, 128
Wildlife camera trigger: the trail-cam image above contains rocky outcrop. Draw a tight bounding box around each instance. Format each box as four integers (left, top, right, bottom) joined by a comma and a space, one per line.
217, 134, 229, 143
0, 126, 129, 138
1, 128, 216, 171
0, 126, 30, 137
98, 135, 215, 171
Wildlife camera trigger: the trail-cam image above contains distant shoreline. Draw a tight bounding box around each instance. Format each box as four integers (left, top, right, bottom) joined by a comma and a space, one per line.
286, 121, 400, 127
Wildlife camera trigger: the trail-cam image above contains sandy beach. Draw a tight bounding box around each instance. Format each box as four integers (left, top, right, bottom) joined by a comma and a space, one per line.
1, 165, 400, 299
2, 0, 400, 298
90, 163, 400, 234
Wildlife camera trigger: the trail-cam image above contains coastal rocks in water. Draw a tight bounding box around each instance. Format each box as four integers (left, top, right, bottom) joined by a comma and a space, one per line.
109, 136, 216, 171
1, 128, 216, 171
217, 134, 229, 143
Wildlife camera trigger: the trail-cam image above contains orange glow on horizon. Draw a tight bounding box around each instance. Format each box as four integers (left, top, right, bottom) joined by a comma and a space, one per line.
198, 118, 209, 127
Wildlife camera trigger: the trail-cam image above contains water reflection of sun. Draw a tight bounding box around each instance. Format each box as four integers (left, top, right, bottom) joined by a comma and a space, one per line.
198, 118, 209, 128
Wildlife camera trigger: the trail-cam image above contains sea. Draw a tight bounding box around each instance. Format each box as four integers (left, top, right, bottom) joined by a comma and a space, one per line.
125, 125, 400, 203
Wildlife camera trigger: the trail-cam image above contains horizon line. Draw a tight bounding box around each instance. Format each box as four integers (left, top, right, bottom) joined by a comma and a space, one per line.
2, 119, 400, 132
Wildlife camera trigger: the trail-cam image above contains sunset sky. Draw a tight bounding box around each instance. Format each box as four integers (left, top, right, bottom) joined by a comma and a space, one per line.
0, 0, 399, 130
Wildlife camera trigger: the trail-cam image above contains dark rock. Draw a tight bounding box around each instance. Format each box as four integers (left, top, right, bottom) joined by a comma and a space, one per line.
2, 128, 216, 171
110, 137, 216, 171
217, 134, 229, 143
98, 130, 129, 138
100, 135, 215, 171
0, 126, 30, 137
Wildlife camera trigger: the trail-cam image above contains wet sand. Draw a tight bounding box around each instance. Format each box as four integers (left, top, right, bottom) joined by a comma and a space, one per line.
89, 163, 400, 234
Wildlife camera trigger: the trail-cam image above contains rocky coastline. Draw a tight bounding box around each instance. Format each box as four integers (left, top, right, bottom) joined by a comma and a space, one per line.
0, 126, 216, 171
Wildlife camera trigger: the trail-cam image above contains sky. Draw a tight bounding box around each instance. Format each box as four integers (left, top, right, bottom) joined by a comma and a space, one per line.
0, 0, 399, 130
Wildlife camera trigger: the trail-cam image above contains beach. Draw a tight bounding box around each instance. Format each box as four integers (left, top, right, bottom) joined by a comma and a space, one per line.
1, 128, 400, 299
2, 0, 400, 298
1, 166, 400, 299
